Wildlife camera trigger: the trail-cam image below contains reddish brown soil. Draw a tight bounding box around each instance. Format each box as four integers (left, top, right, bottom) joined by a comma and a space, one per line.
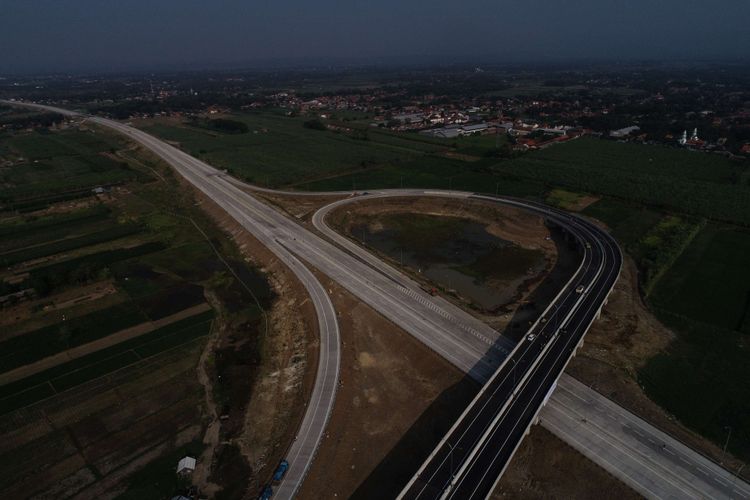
493, 426, 642, 500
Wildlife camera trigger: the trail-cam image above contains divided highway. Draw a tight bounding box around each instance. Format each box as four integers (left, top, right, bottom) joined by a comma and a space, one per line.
5, 101, 750, 500
400, 204, 620, 499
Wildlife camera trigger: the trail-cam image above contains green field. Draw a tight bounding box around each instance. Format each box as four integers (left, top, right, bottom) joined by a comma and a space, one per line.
0, 302, 148, 373
640, 224, 750, 460
0, 129, 150, 211
0, 206, 112, 250
297, 134, 750, 226
0, 310, 214, 414
492, 138, 750, 226
583, 198, 663, 248
300, 156, 546, 198
140, 112, 445, 187
0, 223, 142, 266
650, 225, 750, 333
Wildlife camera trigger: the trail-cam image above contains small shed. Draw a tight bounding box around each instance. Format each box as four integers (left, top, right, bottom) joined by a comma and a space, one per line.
176, 456, 196, 476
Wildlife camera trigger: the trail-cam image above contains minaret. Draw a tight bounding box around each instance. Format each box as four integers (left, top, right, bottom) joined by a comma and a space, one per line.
679, 130, 687, 145
691, 128, 699, 141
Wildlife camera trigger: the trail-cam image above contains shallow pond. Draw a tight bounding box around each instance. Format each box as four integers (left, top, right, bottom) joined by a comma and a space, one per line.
351, 213, 545, 311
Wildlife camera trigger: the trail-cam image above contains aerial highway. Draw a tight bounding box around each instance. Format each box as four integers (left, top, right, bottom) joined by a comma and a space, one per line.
399, 207, 619, 499
4, 100, 749, 500
316, 193, 750, 500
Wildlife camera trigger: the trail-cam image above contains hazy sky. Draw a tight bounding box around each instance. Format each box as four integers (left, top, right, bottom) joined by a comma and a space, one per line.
1, 0, 749, 73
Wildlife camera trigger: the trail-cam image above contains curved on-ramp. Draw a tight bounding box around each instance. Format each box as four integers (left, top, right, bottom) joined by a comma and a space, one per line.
0, 101, 339, 499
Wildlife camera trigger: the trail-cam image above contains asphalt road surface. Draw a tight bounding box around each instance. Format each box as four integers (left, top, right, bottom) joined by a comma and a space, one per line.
399, 210, 620, 499
4, 100, 749, 500
316, 192, 750, 500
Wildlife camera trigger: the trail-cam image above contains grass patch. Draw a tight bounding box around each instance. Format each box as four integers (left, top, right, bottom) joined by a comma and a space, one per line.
583, 198, 663, 249
492, 137, 750, 226
639, 223, 750, 461
650, 224, 750, 332
640, 312, 750, 461
298, 156, 546, 198
546, 189, 588, 211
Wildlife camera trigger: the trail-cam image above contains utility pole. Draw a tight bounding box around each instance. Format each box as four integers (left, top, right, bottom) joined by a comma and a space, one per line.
722, 426, 732, 463
732, 464, 746, 492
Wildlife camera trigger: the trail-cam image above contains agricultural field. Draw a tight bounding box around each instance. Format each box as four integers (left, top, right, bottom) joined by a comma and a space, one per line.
138, 111, 448, 187
300, 155, 546, 197
640, 224, 750, 463
0, 128, 150, 212
0, 124, 274, 498
301, 134, 749, 225
492, 137, 750, 226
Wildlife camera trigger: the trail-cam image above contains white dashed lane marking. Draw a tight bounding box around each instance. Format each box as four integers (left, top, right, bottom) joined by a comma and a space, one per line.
399, 286, 508, 354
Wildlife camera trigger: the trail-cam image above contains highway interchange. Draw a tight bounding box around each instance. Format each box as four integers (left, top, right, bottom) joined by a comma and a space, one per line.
4, 100, 750, 499
399, 197, 621, 499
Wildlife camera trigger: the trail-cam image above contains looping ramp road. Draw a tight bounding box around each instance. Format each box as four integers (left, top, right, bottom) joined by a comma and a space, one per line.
4, 101, 749, 500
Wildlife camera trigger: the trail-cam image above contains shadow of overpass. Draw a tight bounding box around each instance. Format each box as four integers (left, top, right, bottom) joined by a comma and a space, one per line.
350, 219, 581, 498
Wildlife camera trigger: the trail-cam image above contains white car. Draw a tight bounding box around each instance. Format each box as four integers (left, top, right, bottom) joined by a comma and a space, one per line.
527, 333, 536, 341
576, 284, 586, 294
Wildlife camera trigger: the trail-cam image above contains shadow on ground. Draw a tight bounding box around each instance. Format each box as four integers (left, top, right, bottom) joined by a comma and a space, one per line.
350, 220, 581, 498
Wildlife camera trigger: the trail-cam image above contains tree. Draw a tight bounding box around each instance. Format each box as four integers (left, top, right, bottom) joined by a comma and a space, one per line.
303, 119, 326, 131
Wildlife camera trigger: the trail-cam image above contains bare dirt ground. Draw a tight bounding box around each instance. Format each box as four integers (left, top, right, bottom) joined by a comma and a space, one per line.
297, 271, 479, 500
256, 191, 347, 222
492, 426, 641, 500
297, 270, 638, 500
188, 185, 319, 499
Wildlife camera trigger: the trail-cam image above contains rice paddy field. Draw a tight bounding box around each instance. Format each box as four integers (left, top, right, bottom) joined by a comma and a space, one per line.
0, 123, 273, 498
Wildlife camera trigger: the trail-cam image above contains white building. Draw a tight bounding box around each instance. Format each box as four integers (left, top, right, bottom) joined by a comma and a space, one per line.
609, 126, 640, 138
176, 456, 196, 476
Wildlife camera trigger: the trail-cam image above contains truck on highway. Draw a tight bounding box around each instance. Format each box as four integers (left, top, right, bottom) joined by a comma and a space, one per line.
272, 459, 289, 482
259, 485, 273, 500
